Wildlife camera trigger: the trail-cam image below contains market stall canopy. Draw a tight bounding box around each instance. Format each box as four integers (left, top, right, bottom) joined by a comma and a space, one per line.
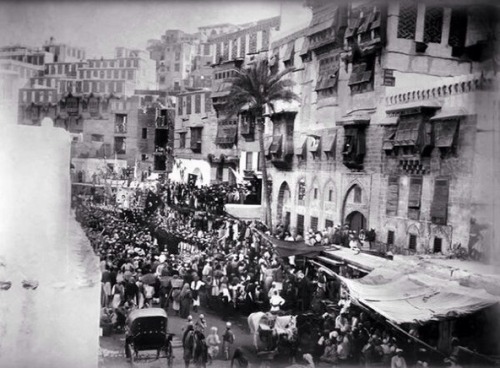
225, 204, 262, 220
340, 268, 499, 325
253, 228, 328, 258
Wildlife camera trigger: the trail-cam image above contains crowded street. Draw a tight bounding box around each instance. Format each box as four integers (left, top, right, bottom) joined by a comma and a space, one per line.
2, 1, 500, 368
73, 180, 493, 368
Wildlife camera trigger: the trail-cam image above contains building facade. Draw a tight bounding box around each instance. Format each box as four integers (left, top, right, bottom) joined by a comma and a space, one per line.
148, 30, 200, 92
210, 16, 282, 187
170, 16, 282, 189
15, 44, 170, 182
42, 38, 86, 62
170, 89, 217, 186
265, 0, 499, 260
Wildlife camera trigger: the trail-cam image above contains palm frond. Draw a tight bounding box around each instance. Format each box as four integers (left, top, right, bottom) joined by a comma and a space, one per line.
222, 58, 298, 121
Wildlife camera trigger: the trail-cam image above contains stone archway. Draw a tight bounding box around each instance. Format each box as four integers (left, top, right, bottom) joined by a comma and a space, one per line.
341, 182, 366, 226
345, 211, 367, 233
276, 181, 291, 226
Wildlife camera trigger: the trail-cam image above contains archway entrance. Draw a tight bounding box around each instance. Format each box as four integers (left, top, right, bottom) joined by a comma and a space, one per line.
191, 168, 202, 187
277, 181, 291, 227
345, 211, 366, 233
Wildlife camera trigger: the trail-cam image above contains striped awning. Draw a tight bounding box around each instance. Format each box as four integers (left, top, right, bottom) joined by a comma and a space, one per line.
434, 120, 458, 148
322, 131, 337, 153
307, 18, 335, 36
394, 120, 420, 147
348, 63, 373, 86
430, 107, 468, 121
315, 73, 338, 91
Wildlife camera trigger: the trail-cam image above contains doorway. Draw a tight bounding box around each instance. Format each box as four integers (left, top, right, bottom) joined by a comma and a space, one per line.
345, 211, 366, 233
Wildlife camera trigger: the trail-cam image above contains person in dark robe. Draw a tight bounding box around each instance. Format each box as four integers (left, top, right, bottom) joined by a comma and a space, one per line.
297, 272, 313, 311
183, 324, 195, 368
179, 283, 193, 319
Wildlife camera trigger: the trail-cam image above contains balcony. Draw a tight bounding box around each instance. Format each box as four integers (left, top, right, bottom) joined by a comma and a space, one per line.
269, 134, 294, 170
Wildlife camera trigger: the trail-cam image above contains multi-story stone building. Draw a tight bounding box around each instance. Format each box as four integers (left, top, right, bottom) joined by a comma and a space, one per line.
15, 45, 171, 182
265, 0, 499, 260
42, 37, 86, 62
170, 16, 282, 190
0, 44, 54, 66
0, 45, 50, 91
210, 16, 282, 186
170, 88, 217, 185
148, 30, 200, 92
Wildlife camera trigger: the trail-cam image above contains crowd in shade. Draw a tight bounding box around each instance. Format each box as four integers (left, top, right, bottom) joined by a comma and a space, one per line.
164, 181, 260, 214
73, 182, 464, 368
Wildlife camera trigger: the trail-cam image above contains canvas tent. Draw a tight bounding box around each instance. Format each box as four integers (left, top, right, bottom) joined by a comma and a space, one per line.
253, 228, 328, 258
340, 267, 499, 325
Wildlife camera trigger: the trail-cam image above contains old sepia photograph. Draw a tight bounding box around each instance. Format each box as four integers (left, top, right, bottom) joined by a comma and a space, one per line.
0, 0, 499, 367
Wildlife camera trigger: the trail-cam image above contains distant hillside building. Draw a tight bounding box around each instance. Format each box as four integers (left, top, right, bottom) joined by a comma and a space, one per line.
15, 44, 171, 181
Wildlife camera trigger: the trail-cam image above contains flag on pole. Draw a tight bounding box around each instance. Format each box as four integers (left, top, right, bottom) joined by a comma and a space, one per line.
229, 167, 244, 184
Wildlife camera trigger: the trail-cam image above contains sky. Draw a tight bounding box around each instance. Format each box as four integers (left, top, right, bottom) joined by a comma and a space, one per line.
0, 0, 311, 59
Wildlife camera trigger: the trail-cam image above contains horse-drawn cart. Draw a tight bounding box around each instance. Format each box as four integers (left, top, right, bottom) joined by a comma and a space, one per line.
125, 308, 174, 367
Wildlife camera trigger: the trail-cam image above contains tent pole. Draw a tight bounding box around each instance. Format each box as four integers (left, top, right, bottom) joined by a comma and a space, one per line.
384, 319, 445, 357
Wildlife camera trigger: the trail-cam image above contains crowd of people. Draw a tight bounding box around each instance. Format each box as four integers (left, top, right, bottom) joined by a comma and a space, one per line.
164, 181, 260, 215
74, 180, 467, 368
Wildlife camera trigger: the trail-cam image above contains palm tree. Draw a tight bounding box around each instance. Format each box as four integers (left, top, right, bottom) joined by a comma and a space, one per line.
224, 58, 299, 231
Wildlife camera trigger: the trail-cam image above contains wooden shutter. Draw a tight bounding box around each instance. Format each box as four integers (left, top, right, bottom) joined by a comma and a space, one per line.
430, 178, 450, 225
311, 217, 319, 232
448, 7, 467, 48
186, 95, 192, 115
408, 176, 423, 208
387, 230, 395, 245
386, 176, 400, 216
409, 234, 417, 250
178, 97, 183, 115
424, 6, 444, 44
297, 214, 305, 236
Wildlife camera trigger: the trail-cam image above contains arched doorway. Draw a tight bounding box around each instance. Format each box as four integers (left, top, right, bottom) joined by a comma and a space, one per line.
346, 211, 366, 233
191, 168, 203, 187
276, 181, 291, 226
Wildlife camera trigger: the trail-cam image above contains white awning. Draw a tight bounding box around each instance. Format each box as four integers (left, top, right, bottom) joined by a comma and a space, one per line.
340, 268, 500, 324
308, 260, 337, 277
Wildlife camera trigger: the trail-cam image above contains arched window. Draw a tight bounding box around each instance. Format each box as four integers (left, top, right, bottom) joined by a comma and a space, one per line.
349, 184, 362, 203
325, 183, 335, 203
